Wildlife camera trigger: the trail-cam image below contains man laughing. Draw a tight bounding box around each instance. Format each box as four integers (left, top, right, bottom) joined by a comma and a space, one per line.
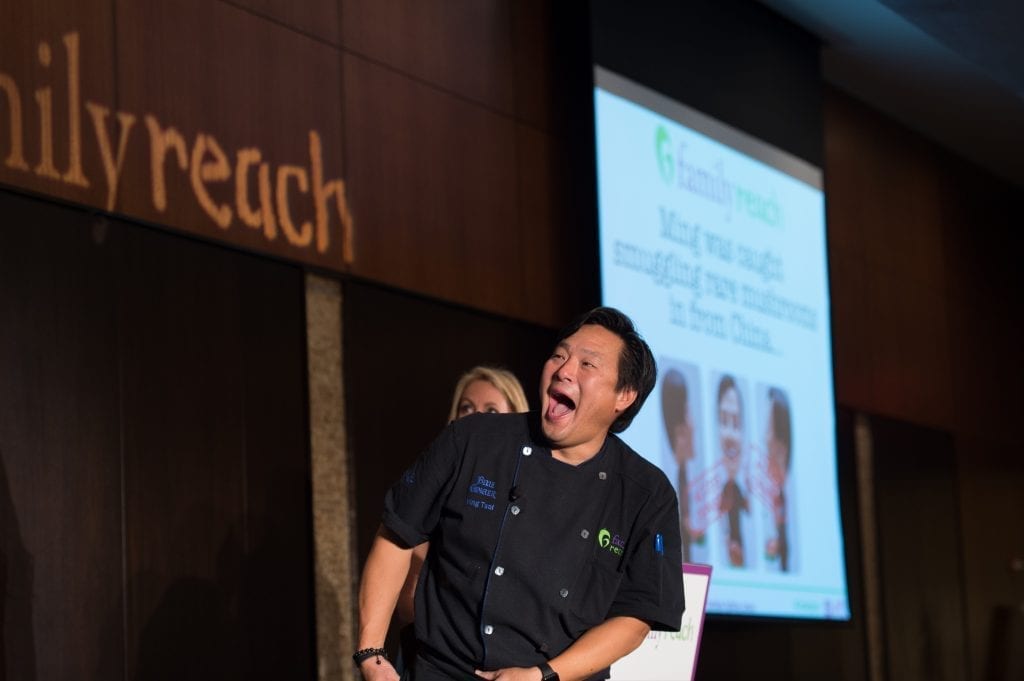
355, 307, 684, 681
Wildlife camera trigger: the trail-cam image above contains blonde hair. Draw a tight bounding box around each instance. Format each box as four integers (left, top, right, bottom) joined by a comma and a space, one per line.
448, 366, 529, 422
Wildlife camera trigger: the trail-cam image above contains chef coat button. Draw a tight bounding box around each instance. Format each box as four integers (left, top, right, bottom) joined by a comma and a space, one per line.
580, 529, 590, 539
495, 566, 505, 576
598, 471, 607, 480
559, 588, 569, 598
522, 446, 532, 456
511, 505, 521, 515
484, 625, 494, 635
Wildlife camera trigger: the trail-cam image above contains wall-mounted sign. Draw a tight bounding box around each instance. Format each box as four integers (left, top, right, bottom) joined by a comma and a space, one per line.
1, 29, 354, 271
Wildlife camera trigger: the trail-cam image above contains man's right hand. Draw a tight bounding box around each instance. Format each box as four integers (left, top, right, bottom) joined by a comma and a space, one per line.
356, 526, 417, 681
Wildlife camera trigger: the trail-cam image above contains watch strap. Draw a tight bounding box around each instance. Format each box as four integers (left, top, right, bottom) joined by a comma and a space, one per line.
538, 661, 560, 681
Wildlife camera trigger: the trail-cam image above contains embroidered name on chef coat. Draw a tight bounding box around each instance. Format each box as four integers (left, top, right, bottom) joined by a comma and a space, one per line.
466, 473, 497, 511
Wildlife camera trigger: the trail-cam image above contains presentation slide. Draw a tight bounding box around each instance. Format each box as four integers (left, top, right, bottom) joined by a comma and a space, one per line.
594, 67, 850, 620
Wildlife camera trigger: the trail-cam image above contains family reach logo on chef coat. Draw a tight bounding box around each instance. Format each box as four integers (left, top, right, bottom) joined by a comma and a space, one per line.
598, 528, 626, 556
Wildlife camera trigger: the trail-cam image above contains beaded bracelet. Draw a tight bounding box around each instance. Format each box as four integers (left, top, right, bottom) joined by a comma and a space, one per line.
353, 647, 388, 666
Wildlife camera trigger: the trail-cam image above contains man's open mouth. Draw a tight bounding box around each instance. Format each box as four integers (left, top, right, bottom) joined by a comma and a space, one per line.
547, 390, 576, 419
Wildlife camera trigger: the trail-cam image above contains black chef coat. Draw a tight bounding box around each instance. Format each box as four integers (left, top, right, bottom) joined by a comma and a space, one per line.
382, 412, 684, 679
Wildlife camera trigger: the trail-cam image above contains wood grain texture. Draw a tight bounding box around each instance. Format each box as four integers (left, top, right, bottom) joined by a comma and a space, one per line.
114, 0, 348, 270
342, 52, 525, 318
340, 0, 515, 114
0, 0, 116, 209
825, 90, 956, 429
870, 417, 969, 681
0, 187, 313, 681
118, 222, 312, 680
0, 190, 124, 681
227, 0, 340, 46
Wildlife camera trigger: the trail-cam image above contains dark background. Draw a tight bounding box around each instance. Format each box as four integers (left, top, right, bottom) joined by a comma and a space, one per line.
1, 0, 1021, 680
0, 190, 313, 679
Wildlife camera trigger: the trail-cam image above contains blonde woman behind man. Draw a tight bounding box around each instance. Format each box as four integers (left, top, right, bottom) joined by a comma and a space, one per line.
447, 366, 529, 423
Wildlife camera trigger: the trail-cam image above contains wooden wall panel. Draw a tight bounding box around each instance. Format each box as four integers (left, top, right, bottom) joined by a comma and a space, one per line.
114, 0, 348, 271
942, 174, 1024, 443
871, 417, 969, 681
941, 172, 1021, 314
865, 270, 953, 428
825, 87, 1024, 681
234, 256, 314, 678
825, 91, 955, 429
510, 0, 557, 131
340, 0, 515, 114
827, 249, 873, 410
826, 96, 950, 293
119, 225, 249, 678
514, 124, 579, 325
342, 53, 527, 320
0, 186, 313, 681
826, 87, 1023, 438
339, 1, 595, 327
117, 223, 313, 679
228, 0, 341, 46
4, 0, 593, 328
0, 0, 116, 210
0, 191, 124, 680
956, 433, 1024, 681
343, 281, 555, 561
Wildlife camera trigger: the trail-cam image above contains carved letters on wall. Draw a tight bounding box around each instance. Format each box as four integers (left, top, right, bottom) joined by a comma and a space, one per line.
0, 31, 354, 269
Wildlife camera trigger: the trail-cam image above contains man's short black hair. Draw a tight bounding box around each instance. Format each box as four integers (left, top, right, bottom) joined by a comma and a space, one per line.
555, 306, 657, 433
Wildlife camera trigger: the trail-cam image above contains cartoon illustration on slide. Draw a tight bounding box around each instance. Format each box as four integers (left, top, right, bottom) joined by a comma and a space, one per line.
714, 374, 754, 568
753, 385, 797, 573
659, 363, 708, 564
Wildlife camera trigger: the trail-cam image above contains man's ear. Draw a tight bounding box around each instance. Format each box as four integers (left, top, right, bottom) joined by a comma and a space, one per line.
614, 387, 638, 414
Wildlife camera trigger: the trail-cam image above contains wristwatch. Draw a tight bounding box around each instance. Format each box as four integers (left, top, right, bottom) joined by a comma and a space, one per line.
538, 661, 560, 681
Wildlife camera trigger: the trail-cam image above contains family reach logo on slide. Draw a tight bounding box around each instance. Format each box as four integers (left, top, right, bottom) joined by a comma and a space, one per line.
655, 125, 674, 184
652, 124, 783, 228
